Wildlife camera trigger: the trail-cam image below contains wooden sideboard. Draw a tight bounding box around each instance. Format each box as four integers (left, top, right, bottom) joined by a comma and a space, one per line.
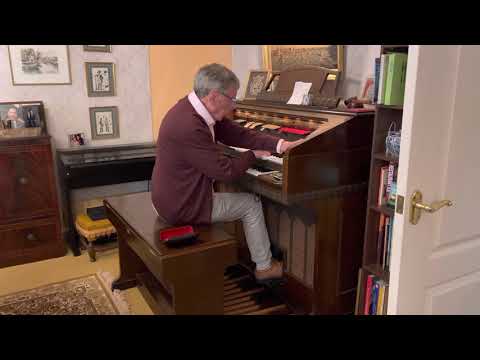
0, 135, 66, 268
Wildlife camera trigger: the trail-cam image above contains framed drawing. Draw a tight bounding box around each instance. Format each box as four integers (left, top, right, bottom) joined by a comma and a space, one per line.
244, 70, 270, 99
85, 62, 116, 97
0, 101, 46, 138
89, 106, 119, 140
83, 45, 112, 53
262, 45, 344, 73
8, 45, 72, 85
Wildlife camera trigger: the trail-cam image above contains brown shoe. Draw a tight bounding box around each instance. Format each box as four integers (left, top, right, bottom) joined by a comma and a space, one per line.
255, 260, 283, 282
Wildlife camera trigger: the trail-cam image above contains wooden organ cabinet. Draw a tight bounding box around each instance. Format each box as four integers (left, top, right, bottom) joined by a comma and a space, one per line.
216, 68, 375, 314
0, 136, 66, 268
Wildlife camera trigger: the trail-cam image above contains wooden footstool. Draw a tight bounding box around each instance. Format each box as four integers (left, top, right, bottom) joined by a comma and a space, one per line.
75, 214, 117, 262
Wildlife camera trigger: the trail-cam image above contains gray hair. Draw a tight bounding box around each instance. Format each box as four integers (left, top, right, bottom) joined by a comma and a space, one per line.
193, 63, 240, 98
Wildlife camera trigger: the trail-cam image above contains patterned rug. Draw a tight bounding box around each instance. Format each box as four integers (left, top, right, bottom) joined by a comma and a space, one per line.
0, 272, 130, 315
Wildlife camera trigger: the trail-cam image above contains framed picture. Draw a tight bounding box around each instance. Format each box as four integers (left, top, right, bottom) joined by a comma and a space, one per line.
68, 133, 87, 147
244, 70, 271, 100
262, 45, 344, 74
265, 71, 280, 92
8, 45, 72, 85
83, 45, 112, 53
89, 106, 119, 140
0, 101, 46, 137
85, 62, 116, 97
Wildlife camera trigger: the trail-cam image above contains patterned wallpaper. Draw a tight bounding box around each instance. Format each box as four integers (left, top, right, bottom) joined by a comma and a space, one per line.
0, 45, 153, 149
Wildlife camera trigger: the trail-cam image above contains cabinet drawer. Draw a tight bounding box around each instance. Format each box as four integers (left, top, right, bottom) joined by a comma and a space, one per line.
0, 217, 65, 267
0, 143, 57, 222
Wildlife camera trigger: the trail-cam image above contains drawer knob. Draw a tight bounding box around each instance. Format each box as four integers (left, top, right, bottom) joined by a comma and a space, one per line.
18, 177, 29, 185
26, 233, 37, 242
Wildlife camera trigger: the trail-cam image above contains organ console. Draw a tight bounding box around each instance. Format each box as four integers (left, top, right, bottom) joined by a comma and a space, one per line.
216, 67, 375, 314
106, 67, 375, 315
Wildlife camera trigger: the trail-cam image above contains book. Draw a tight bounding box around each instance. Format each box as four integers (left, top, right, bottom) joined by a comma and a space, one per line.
377, 166, 389, 205
364, 274, 374, 315
378, 54, 390, 104
86, 206, 107, 221
373, 57, 381, 103
370, 280, 379, 315
384, 53, 408, 106
376, 281, 386, 315
376, 214, 386, 264
382, 216, 390, 268
386, 163, 397, 208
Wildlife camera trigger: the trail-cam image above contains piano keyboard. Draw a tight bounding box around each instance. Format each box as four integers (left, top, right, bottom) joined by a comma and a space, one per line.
223, 264, 291, 315
228, 146, 283, 165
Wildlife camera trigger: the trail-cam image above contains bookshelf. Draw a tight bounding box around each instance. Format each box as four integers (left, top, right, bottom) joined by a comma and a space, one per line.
355, 45, 409, 315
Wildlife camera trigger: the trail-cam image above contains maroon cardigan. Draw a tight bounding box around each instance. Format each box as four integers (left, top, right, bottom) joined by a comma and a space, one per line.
151, 96, 279, 225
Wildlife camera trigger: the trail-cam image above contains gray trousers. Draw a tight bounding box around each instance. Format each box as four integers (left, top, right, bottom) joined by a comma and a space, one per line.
211, 192, 272, 271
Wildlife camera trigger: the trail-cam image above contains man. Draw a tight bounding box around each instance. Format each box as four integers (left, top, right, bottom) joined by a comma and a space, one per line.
2, 107, 25, 129
151, 63, 301, 282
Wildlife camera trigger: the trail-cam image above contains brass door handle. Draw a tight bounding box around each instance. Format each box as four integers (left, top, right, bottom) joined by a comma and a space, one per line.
410, 190, 453, 225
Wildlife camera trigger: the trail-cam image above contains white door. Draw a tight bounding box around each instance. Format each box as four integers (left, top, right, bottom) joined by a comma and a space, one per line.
388, 45, 480, 314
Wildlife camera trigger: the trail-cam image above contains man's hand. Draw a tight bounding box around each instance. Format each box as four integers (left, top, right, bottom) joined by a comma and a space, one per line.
279, 139, 304, 154
252, 150, 271, 159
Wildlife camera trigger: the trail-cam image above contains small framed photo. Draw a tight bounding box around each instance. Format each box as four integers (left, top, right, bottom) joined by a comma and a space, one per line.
265, 71, 280, 92
85, 62, 116, 97
83, 45, 112, 53
244, 70, 270, 100
68, 132, 87, 147
8, 45, 72, 85
0, 101, 46, 138
89, 106, 119, 140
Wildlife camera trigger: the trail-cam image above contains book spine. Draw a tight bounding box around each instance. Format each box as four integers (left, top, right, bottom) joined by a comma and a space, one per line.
376, 281, 385, 315
386, 220, 394, 269
376, 214, 386, 264
384, 53, 408, 106
364, 274, 374, 315
374, 58, 381, 103
370, 280, 379, 315
377, 166, 389, 206
382, 216, 390, 269
379, 54, 390, 104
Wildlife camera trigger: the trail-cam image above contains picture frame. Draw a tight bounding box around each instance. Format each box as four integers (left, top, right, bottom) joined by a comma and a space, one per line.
89, 106, 119, 140
83, 45, 112, 53
0, 101, 47, 138
68, 132, 87, 147
262, 45, 344, 74
85, 62, 116, 97
244, 70, 271, 100
8, 45, 72, 85
265, 71, 280, 92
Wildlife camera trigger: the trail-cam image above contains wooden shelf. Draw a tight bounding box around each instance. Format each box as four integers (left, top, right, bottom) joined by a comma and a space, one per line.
370, 204, 395, 217
364, 264, 390, 283
373, 152, 399, 164
376, 104, 403, 110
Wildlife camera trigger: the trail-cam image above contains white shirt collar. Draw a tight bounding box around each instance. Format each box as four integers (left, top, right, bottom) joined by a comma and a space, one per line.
188, 91, 216, 127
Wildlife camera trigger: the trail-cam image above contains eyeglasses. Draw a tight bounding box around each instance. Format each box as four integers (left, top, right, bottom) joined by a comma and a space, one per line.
218, 91, 236, 103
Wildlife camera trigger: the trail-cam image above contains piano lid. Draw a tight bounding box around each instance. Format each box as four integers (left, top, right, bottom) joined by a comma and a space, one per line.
57, 142, 156, 166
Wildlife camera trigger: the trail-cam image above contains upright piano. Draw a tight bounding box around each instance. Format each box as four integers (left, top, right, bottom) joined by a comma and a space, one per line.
217, 67, 375, 314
